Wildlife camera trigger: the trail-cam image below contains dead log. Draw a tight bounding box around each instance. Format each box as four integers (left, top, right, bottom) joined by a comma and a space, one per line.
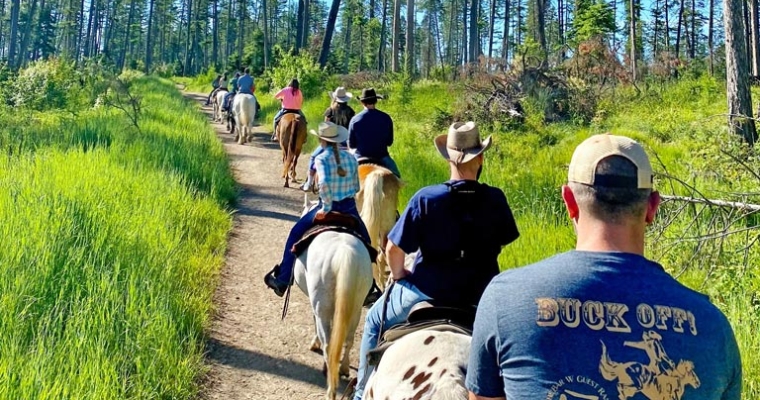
660, 194, 760, 212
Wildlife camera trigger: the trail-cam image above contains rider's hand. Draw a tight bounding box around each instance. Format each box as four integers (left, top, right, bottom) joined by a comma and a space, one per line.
315, 210, 327, 220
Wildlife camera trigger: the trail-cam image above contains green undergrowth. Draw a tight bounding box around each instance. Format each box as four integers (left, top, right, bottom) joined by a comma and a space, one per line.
0, 74, 235, 398
217, 74, 757, 394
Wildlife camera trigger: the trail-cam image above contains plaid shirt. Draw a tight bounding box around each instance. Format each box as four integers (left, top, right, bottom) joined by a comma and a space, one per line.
314, 146, 360, 212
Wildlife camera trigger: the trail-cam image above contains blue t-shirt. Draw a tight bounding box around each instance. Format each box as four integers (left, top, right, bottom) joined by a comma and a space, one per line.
465, 250, 742, 400
387, 180, 519, 306
347, 108, 393, 159
238, 74, 254, 94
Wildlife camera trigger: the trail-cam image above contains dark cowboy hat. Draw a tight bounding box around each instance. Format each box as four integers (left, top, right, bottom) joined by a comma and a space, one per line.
359, 88, 385, 102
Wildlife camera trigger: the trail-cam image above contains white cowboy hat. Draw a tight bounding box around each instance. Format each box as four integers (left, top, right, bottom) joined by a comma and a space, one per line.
310, 121, 349, 144
433, 121, 493, 164
330, 87, 353, 103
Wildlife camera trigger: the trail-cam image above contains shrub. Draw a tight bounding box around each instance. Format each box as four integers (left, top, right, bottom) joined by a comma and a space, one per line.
262, 46, 328, 98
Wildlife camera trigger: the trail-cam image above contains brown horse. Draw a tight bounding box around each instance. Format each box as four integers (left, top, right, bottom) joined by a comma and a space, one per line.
356, 163, 404, 290
278, 113, 307, 187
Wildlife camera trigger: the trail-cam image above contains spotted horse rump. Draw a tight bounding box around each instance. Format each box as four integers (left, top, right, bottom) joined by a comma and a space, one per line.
364, 330, 471, 400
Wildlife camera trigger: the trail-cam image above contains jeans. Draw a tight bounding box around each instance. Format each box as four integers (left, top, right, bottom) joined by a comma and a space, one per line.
308, 147, 326, 172
353, 279, 431, 400
274, 109, 307, 133
275, 197, 370, 286
223, 91, 236, 110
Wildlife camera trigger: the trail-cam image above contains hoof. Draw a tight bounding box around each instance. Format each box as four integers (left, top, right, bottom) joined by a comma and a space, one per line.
310, 344, 323, 355
322, 362, 327, 377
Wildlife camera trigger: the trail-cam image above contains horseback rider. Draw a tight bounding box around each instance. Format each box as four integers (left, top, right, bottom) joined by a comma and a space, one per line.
347, 88, 401, 178
222, 71, 240, 112
465, 134, 741, 400
271, 78, 307, 141
301, 86, 355, 192
264, 122, 372, 297
352, 121, 520, 400
204, 74, 222, 105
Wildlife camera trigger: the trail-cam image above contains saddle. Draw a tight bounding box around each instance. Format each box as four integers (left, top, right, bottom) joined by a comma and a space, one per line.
282, 109, 302, 117
357, 157, 385, 166
290, 212, 378, 262
366, 300, 476, 367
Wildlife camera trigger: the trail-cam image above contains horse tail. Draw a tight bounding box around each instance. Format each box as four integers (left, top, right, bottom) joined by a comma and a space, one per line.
289, 115, 299, 156
360, 169, 386, 250
598, 341, 618, 381
326, 244, 364, 396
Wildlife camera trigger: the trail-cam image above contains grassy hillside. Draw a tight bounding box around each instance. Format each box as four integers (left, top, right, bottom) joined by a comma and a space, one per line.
0, 72, 235, 398
185, 72, 759, 395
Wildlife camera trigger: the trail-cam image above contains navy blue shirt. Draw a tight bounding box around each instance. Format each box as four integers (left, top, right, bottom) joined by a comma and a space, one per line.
387, 180, 519, 307
347, 108, 393, 159
466, 250, 742, 400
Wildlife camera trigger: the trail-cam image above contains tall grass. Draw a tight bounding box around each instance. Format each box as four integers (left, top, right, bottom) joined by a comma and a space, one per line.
235, 74, 759, 395
0, 75, 234, 398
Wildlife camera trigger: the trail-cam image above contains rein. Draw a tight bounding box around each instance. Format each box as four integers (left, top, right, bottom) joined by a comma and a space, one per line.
280, 273, 295, 321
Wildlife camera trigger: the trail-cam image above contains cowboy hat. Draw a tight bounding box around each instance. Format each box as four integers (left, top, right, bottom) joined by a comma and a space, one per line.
310, 121, 349, 144
330, 87, 353, 103
434, 121, 493, 164
359, 88, 385, 102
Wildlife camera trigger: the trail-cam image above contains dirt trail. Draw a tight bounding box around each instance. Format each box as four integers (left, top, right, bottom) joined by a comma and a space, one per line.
182, 91, 365, 400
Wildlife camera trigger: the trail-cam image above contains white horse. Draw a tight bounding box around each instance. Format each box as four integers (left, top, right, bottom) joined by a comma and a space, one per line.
364, 330, 471, 400
294, 197, 374, 400
212, 90, 228, 122
231, 93, 257, 145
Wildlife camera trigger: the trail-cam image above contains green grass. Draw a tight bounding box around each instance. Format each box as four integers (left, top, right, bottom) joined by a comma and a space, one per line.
223, 74, 759, 395
0, 75, 235, 398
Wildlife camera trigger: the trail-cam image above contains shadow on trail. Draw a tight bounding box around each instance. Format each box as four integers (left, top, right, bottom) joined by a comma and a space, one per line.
206, 338, 325, 386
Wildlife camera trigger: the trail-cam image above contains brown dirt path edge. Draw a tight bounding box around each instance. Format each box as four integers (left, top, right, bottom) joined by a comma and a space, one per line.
181, 91, 366, 400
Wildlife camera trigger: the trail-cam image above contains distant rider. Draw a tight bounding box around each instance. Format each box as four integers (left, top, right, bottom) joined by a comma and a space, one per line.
347, 88, 401, 178
271, 78, 306, 141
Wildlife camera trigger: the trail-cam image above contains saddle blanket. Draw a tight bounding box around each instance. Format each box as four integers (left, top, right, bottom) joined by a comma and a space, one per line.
291, 224, 378, 263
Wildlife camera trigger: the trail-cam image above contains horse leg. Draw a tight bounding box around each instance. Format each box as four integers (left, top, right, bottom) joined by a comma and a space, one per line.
310, 316, 323, 354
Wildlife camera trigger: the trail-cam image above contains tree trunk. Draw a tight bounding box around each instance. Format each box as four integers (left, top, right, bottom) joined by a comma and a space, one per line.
76, 0, 85, 62
488, 0, 496, 60
8, 0, 20, 67
664, 0, 670, 51
369, 0, 375, 18
708, 0, 714, 74
469, 0, 478, 63
629, 0, 636, 81
237, 0, 244, 67
344, 0, 352, 72
295, 0, 304, 49
145, 0, 155, 72
378, 0, 388, 70
405, 0, 414, 74
501, 0, 510, 62
16, 0, 38, 67
303, 0, 310, 48
319, 0, 341, 67
536, 0, 547, 64
689, 0, 696, 58
212, 0, 218, 65
84, 0, 95, 58
120, 0, 137, 71
724, 0, 758, 144
262, 0, 269, 68
391, 0, 401, 71
462, 0, 467, 64
674, 0, 684, 56
750, 0, 760, 76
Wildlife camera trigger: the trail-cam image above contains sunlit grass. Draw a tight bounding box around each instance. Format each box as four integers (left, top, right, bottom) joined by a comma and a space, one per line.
0, 76, 234, 398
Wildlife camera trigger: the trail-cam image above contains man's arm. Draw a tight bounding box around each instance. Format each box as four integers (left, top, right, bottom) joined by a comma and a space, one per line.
347, 119, 357, 150
469, 393, 505, 400
386, 240, 409, 281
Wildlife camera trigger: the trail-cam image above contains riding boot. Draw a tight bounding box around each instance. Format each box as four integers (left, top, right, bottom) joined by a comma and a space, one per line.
363, 281, 383, 308
301, 174, 314, 192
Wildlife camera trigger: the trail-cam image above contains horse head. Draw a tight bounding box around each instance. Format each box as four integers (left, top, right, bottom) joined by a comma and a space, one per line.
675, 360, 700, 389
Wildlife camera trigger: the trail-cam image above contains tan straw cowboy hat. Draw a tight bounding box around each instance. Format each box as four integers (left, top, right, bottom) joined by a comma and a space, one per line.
330, 87, 353, 103
434, 121, 492, 164
310, 121, 349, 144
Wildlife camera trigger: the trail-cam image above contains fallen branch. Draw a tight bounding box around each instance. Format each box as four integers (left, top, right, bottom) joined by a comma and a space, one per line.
661, 195, 760, 212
